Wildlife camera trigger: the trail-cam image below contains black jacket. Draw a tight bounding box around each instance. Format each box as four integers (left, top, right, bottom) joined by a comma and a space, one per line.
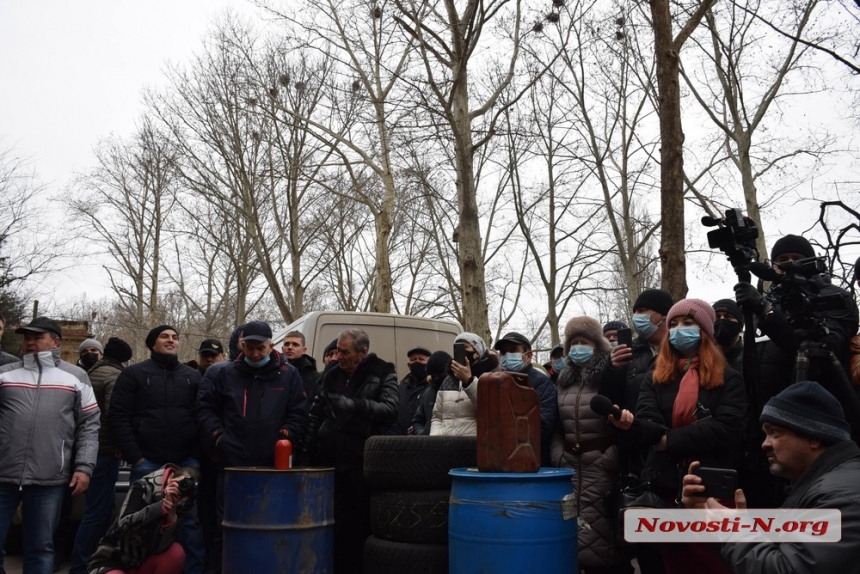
631, 367, 747, 494
290, 354, 321, 408
109, 353, 201, 465
388, 373, 427, 435
412, 378, 442, 436
304, 353, 398, 471
195, 352, 308, 467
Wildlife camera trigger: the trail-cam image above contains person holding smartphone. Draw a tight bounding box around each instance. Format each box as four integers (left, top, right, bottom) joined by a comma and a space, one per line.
608, 299, 746, 574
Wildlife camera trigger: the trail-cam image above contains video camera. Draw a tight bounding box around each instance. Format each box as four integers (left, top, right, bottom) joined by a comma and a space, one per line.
763, 257, 848, 320
702, 208, 759, 269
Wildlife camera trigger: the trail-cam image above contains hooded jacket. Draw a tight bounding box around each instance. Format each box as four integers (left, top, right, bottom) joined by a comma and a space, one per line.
722, 441, 860, 573
289, 354, 321, 407
304, 353, 398, 471
0, 351, 100, 485
88, 464, 182, 574
196, 351, 308, 467
109, 352, 201, 465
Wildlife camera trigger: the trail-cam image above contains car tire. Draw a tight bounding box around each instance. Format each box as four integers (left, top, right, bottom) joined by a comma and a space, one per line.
370, 490, 449, 545
364, 436, 476, 490
363, 535, 448, 574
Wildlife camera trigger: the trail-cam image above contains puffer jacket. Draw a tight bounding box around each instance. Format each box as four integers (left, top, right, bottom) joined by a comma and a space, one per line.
632, 366, 747, 496
109, 352, 201, 465
430, 375, 479, 436
304, 353, 398, 471
89, 357, 123, 456
88, 464, 181, 574
0, 352, 100, 485
196, 351, 308, 467
550, 352, 622, 569
722, 441, 860, 573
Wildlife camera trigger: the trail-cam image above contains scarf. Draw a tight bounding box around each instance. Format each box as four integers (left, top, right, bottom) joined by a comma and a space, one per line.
671, 357, 700, 428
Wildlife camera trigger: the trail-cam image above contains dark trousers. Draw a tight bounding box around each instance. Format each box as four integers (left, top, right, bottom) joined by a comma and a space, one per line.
333, 469, 370, 574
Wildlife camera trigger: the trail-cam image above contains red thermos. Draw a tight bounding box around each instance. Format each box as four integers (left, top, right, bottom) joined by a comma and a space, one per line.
274, 430, 292, 470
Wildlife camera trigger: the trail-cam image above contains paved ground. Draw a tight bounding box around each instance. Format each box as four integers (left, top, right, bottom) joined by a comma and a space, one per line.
4, 554, 70, 574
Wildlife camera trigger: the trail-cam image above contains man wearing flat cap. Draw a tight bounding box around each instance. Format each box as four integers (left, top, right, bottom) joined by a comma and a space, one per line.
109, 325, 204, 574
388, 346, 432, 435
683, 381, 860, 572
494, 332, 557, 466
0, 317, 100, 574
0, 317, 91, 384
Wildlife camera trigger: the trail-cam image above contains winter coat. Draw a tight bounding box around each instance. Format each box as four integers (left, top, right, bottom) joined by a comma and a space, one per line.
722, 441, 860, 573
196, 352, 308, 467
550, 352, 622, 568
0, 350, 17, 366
109, 352, 201, 465
412, 378, 442, 436
0, 352, 100, 485
430, 375, 479, 436
631, 366, 746, 496
722, 338, 744, 376
88, 464, 182, 574
0, 348, 91, 384
388, 373, 427, 435
521, 365, 558, 466
89, 357, 124, 456
290, 354, 321, 408
304, 353, 398, 471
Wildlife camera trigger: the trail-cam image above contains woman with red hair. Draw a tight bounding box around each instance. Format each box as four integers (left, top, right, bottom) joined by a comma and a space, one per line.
609, 298, 746, 574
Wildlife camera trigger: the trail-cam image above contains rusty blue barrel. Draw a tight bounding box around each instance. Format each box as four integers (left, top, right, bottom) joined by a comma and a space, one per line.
223, 467, 335, 574
448, 468, 577, 573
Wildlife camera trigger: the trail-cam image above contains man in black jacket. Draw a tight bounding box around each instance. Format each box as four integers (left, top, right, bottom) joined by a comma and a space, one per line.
196, 321, 307, 573
281, 330, 321, 406
109, 325, 204, 574
388, 346, 431, 435
712, 298, 744, 374
304, 328, 398, 574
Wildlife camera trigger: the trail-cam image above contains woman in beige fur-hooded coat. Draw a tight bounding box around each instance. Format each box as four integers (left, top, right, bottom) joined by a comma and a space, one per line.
550, 316, 629, 573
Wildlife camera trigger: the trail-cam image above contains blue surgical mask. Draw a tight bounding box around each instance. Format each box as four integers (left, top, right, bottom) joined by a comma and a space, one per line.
632, 313, 658, 338
500, 352, 525, 372
244, 354, 271, 368
567, 345, 594, 366
669, 326, 701, 354
552, 357, 566, 372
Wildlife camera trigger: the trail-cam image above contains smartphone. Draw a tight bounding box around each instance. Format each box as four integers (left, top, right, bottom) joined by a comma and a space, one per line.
616, 327, 633, 348
693, 467, 738, 500
453, 342, 466, 365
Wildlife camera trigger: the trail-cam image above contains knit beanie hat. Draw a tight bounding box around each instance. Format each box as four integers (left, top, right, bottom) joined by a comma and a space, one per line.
323, 338, 338, 356
426, 350, 453, 376
771, 234, 815, 261
145, 325, 177, 350
455, 332, 488, 357
760, 381, 850, 445
633, 289, 674, 316
103, 337, 133, 363
602, 320, 628, 333
563, 316, 611, 354
712, 299, 744, 327
666, 299, 716, 340
79, 338, 104, 354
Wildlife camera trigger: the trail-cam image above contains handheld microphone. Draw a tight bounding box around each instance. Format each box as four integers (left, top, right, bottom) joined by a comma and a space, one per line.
590, 394, 622, 419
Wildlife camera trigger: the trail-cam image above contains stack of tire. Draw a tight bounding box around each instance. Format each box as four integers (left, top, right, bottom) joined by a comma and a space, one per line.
363, 435, 477, 574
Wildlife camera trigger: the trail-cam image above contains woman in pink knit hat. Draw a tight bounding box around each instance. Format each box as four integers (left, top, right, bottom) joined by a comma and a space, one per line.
609, 298, 746, 574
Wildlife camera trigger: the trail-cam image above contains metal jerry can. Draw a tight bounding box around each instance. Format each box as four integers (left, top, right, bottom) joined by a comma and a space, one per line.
476, 370, 541, 472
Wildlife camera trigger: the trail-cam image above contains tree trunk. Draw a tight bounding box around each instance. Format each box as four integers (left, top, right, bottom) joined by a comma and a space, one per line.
652, 0, 688, 302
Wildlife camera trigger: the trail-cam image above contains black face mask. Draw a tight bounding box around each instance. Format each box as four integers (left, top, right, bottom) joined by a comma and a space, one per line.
79, 352, 100, 370
409, 363, 428, 381
714, 319, 742, 346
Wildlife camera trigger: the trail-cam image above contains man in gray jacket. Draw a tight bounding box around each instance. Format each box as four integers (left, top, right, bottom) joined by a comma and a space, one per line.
682, 380, 860, 573
0, 317, 100, 574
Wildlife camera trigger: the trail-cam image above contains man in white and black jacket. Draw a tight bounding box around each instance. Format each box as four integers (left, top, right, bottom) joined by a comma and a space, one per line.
0, 317, 100, 574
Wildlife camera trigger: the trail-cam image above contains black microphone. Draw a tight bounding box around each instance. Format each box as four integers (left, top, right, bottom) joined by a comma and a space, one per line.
749, 262, 780, 282
590, 394, 622, 419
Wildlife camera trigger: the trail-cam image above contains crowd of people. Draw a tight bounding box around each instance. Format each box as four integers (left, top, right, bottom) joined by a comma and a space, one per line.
0, 232, 858, 574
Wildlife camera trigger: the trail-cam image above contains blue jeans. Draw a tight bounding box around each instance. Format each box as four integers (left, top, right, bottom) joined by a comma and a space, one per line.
68, 455, 120, 574
130, 458, 204, 574
0, 483, 65, 574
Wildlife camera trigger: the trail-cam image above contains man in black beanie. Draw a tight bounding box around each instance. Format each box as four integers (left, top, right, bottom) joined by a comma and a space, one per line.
712, 298, 744, 373
683, 381, 860, 572
68, 337, 133, 574
109, 326, 205, 574
411, 350, 452, 435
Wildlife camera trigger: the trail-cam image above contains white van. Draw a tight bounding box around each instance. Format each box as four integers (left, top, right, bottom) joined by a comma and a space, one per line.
274, 312, 463, 377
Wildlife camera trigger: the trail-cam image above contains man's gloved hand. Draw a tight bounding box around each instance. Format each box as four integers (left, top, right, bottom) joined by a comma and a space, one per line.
734, 282, 763, 313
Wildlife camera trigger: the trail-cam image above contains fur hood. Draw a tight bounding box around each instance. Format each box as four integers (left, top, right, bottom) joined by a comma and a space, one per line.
564, 316, 611, 354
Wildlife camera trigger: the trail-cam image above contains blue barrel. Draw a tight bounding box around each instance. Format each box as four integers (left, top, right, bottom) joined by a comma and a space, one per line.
449, 468, 577, 573
223, 467, 335, 574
